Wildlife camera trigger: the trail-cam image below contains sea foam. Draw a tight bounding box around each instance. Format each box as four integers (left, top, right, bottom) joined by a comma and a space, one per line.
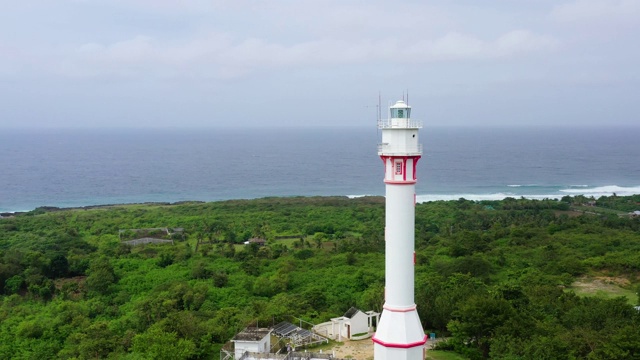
559, 185, 640, 197
416, 185, 640, 203
416, 193, 562, 203
346, 194, 370, 199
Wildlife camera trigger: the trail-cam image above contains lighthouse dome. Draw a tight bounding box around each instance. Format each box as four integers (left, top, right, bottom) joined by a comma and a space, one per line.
390, 100, 411, 119
390, 100, 410, 109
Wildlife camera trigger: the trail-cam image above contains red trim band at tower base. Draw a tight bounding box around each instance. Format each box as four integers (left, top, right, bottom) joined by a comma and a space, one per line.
372, 335, 428, 349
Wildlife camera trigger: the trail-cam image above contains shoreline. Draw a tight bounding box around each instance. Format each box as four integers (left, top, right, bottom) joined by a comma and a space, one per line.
3, 189, 640, 217
0, 200, 207, 217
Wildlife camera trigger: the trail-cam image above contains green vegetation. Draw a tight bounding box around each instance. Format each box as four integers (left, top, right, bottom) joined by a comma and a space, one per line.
426, 351, 469, 360
0, 195, 639, 359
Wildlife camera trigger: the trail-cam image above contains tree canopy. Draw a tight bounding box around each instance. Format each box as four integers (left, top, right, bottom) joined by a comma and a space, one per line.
0, 195, 639, 359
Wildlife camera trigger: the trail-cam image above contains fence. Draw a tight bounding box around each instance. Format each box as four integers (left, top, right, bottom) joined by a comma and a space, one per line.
237, 351, 338, 360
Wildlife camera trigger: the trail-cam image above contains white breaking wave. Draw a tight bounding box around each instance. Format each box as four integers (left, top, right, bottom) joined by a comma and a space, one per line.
416, 185, 640, 203
416, 193, 563, 203
559, 185, 640, 197
0, 210, 31, 215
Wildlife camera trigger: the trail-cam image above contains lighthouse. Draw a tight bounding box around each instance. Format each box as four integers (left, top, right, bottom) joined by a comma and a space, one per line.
373, 100, 427, 360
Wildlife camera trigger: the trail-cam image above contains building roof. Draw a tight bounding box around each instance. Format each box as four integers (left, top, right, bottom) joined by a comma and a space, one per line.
122, 237, 174, 246
232, 327, 271, 342
343, 307, 361, 319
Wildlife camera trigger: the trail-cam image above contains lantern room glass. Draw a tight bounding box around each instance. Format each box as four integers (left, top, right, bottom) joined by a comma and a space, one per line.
391, 108, 410, 119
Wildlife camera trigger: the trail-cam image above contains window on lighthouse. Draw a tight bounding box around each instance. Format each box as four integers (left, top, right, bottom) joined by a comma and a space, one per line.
391, 108, 405, 118
395, 161, 403, 175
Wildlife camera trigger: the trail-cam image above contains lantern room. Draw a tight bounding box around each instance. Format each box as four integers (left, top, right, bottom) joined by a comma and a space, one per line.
390, 100, 411, 119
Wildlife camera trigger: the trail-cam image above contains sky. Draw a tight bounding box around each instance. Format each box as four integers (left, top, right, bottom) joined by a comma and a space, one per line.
0, 0, 638, 128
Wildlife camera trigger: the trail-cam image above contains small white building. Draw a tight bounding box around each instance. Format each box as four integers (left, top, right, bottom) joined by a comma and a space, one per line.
231, 327, 272, 359
314, 307, 379, 341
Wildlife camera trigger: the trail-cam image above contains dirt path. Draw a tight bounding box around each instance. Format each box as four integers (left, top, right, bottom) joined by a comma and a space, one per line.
328, 337, 445, 360
330, 339, 373, 360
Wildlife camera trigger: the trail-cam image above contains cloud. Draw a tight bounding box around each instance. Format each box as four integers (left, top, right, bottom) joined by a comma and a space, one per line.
551, 0, 640, 24
62, 29, 558, 79
79, 36, 155, 64
0, 1, 561, 81
407, 30, 559, 62
493, 30, 559, 57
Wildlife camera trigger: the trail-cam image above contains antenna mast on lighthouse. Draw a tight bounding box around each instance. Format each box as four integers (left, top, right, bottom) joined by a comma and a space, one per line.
373, 98, 427, 360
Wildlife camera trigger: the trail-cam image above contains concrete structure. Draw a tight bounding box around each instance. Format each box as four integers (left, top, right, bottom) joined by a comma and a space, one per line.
232, 327, 272, 359
223, 324, 340, 360
245, 237, 267, 246
314, 307, 379, 341
373, 100, 427, 360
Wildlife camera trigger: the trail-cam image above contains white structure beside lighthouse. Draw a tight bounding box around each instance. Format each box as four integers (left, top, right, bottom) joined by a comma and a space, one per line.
373, 100, 427, 360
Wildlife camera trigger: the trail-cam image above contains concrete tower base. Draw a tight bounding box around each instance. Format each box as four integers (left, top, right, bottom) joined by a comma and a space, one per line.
373, 307, 426, 360
374, 345, 425, 360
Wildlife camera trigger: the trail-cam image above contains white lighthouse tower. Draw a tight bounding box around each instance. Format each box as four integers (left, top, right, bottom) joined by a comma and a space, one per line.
373, 100, 427, 360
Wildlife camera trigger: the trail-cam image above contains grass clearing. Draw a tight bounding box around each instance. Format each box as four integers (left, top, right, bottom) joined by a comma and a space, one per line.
276, 237, 303, 248
571, 205, 627, 216
569, 276, 637, 306
426, 350, 468, 360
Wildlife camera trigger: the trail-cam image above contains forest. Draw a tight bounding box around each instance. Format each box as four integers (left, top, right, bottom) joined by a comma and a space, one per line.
1, 194, 640, 359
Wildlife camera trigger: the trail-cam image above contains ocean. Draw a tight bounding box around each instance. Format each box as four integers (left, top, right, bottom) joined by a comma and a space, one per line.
1, 126, 639, 213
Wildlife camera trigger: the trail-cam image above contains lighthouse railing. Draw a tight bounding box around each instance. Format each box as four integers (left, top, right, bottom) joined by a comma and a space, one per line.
377, 143, 423, 155
377, 119, 422, 129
